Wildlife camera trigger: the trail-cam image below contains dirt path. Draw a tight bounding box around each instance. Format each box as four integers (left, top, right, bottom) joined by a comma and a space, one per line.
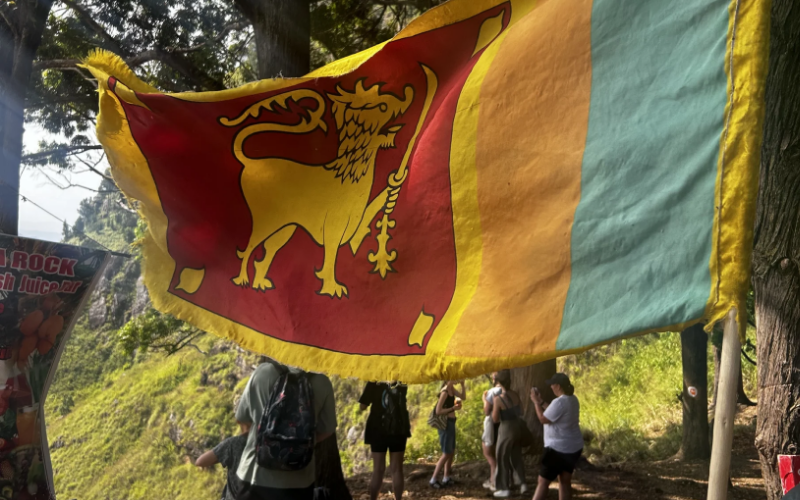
347, 407, 763, 500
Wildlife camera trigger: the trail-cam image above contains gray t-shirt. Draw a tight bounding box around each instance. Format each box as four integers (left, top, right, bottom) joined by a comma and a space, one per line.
543, 395, 583, 453
235, 363, 337, 489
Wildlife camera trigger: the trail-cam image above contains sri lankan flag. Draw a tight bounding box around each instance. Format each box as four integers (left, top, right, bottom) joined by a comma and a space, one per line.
86, 0, 770, 382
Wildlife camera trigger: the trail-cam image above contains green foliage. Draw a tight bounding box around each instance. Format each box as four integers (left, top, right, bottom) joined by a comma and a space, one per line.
310, 0, 443, 66
118, 310, 203, 356
62, 177, 139, 252
24, 0, 252, 172
562, 334, 685, 461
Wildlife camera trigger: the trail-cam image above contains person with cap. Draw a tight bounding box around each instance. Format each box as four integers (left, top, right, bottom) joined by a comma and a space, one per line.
530, 373, 582, 500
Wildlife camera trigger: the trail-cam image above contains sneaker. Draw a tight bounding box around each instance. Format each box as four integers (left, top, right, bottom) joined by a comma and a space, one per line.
482, 480, 496, 491
520, 484, 529, 494
429, 480, 441, 489
493, 490, 511, 498
441, 477, 456, 487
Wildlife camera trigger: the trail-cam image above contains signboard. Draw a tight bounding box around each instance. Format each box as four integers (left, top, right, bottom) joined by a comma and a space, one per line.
0, 235, 109, 500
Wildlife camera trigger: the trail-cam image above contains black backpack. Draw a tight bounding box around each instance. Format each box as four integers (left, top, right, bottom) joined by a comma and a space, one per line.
380, 383, 410, 437
256, 366, 316, 471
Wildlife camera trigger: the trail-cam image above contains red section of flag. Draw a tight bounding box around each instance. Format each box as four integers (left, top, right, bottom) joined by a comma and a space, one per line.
780, 455, 800, 496
114, 5, 510, 355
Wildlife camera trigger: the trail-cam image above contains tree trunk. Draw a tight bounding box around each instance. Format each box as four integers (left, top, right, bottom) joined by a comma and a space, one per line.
233, 0, 310, 79
314, 434, 352, 500
0, 0, 55, 236
511, 360, 557, 455
712, 345, 755, 408
753, 1, 800, 498
678, 324, 711, 460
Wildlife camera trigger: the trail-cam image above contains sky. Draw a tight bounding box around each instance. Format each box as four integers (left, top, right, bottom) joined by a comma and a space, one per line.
18, 124, 105, 243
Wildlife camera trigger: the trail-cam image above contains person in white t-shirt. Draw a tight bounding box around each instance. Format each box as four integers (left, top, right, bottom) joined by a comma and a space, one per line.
530, 373, 582, 500
481, 372, 503, 491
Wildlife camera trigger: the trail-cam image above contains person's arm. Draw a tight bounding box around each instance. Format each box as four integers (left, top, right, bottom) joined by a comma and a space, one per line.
435, 390, 453, 416
483, 391, 493, 416
195, 450, 219, 468
235, 373, 256, 425
453, 380, 466, 399
358, 382, 374, 413
532, 397, 552, 424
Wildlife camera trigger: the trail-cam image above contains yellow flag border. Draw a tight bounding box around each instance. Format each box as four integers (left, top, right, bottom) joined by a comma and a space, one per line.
704, 0, 771, 335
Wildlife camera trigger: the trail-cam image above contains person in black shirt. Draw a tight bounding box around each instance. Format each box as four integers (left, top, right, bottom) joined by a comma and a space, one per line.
195, 421, 251, 500
359, 382, 411, 500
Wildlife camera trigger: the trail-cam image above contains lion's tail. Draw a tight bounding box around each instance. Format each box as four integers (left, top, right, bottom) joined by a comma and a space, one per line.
220, 89, 328, 165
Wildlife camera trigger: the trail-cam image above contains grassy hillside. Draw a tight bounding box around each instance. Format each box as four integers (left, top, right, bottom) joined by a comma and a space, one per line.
46, 334, 253, 500
45, 329, 757, 499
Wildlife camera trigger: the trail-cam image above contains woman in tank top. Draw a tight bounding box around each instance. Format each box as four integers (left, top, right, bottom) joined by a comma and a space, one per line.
491, 370, 527, 498
429, 380, 466, 489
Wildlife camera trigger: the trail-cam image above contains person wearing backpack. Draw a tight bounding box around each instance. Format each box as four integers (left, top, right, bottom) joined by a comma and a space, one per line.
235, 361, 337, 500
429, 380, 466, 489
358, 381, 411, 500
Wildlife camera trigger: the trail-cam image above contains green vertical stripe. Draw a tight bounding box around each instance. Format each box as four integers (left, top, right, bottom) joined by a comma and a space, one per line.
556, 0, 729, 350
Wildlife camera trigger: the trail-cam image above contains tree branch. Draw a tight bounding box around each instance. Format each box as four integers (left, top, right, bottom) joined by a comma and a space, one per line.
117, 198, 136, 214
0, 7, 17, 38
186, 343, 208, 355
60, 0, 126, 55
25, 95, 96, 109
33, 59, 82, 70
22, 144, 103, 162
74, 152, 115, 182
168, 22, 249, 54
32, 20, 245, 91
34, 50, 224, 90
38, 169, 116, 193
741, 349, 757, 366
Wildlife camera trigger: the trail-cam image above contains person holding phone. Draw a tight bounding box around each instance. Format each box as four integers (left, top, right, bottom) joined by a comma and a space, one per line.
429, 380, 466, 489
530, 373, 582, 500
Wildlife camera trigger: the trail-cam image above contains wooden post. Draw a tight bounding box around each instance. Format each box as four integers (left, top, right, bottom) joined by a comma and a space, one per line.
707, 308, 740, 500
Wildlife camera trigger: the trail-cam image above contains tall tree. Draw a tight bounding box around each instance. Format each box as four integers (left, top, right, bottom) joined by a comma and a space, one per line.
0, 0, 56, 235
2, 0, 253, 236
753, 0, 800, 497
512, 360, 557, 454
234, 0, 310, 79
678, 324, 710, 460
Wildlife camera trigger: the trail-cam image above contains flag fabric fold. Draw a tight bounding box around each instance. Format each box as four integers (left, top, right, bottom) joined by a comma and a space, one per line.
85, 0, 770, 382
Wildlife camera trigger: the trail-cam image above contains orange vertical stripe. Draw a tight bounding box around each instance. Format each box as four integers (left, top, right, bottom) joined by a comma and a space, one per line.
447, 0, 593, 358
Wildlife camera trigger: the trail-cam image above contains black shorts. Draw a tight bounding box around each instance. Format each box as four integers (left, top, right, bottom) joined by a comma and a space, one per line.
540, 447, 582, 481
369, 436, 407, 453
